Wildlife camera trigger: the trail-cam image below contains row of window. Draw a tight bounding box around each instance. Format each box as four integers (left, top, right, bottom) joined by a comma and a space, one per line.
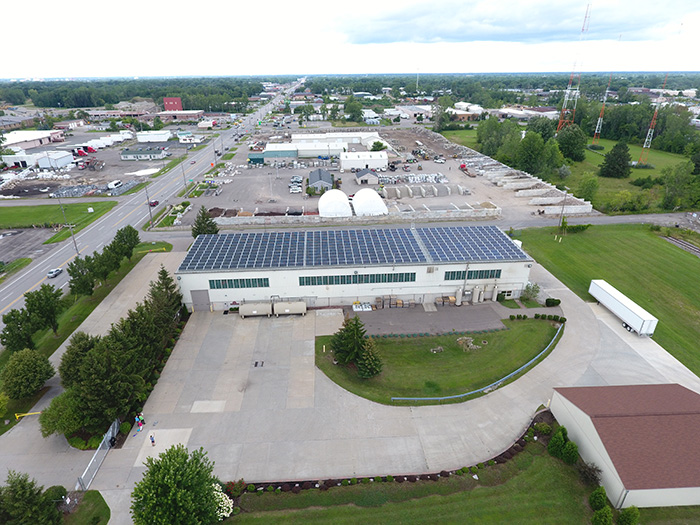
444, 269, 502, 281
209, 278, 269, 289
299, 273, 416, 286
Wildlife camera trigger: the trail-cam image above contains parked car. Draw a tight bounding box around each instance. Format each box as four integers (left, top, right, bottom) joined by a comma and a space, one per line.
290, 187, 302, 194
47, 268, 63, 279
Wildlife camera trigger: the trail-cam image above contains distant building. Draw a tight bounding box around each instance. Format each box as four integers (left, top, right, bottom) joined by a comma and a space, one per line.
120, 147, 168, 161
308, 168, 333, 191
1, 130, 64, 150
53, 119, 85, 130
0, 115, 36, 131
136, 130, 172, 143
340, 151, 388, 171
163, 97, 183, 111
158, 110, 204, 121
354, 168, 379, 186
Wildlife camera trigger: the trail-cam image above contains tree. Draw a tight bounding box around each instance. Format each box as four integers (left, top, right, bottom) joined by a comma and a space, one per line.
356, 338, 383, 378
24, 283, 63, 334
547, 427, 566, 458
577, 173, 599, 202
59, 332, 100, 389
191, 206, 219, 238
431, 95, 455, 132
330, 316, 367, 365
0, 471, 61, 525
0, 308, 37, 352
38, 390, 83, 438
146, 265, 183, 347
520, 283, 540, 302
67, 255, 96, 296
131, 445, 218, 525
343, 96, 363, 123
526, 116, 556, 142
370, 141, 387, 151
561, 440, 579, 465
0, 348, 55, 399
112, 225, 140, 260
589, 485, 608, 511
556, 124, 587, 162
599, 142, 631, 179
329, 104, 339, 120
514, 131, 545, 175
617, 506, 640, 525
661, 161, 697, 210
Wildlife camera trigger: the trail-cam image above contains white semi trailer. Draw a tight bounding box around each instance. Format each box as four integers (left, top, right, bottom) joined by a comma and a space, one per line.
588, 279, 658, 336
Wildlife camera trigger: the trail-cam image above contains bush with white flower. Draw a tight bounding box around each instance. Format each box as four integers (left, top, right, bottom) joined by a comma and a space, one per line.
212, 483, 234, 520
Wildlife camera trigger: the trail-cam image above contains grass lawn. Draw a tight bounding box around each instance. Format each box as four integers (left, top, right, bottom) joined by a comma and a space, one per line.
0, 258, 32, 285
441, 128, 479, 150
63, 490, 110, 525
0, 202, 118, 244
230, 442, 593, 524
546, 138, 689, 210
518, 224, 700, 377
0, 241, 172, 436
120, 181, 148, 196
151, 155, 186, 178
316, 319, 558, 405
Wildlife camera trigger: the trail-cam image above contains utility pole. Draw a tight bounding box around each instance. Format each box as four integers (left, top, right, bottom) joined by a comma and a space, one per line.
57, 195, 80, 257
145, 184, 154, 228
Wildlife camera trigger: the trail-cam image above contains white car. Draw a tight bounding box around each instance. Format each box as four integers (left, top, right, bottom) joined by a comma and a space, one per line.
47, 268, 63, 279
290, 187, 302, 194
435, 158, 446, 164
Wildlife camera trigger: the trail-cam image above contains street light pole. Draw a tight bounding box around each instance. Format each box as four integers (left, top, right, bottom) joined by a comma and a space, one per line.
181, 161, 187, 191
57, 195, 80, 257
145, 184, 154, 228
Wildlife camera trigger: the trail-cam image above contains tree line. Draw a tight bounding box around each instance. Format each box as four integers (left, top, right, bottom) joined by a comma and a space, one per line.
0, 77, 271, 110
40, 264, 183, 437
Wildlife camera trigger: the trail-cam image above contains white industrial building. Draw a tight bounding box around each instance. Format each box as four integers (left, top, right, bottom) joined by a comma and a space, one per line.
340, 151, 388, 171
37, 151, 73, 169
1, 130, 65, 150
352, 188, 387, 216
175, 225, 533, 311
318, 189, 352, 218
551, 384, 700, 509
136, 130, 172, 143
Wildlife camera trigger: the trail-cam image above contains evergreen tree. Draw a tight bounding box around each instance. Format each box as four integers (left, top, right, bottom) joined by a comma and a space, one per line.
0, 471, 61, 525
599, 142, 632, 178
330, 316, 367, 365
59, 332, 101, 389
112, 225, 140, 260
356, 338, 383, 379
561, 440, 579, 465
191, 206, 219, 238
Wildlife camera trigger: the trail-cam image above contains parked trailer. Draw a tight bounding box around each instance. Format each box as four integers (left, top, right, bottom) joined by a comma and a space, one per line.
239, 302, 272, 319
588, 279, 658, 336
273, 301, 306, 317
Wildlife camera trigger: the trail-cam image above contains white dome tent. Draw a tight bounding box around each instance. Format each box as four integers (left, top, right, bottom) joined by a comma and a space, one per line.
318, 189, 352, 217
352, 188, 388, 216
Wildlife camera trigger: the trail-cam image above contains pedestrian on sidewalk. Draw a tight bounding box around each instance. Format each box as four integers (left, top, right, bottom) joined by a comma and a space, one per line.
137, 420, 143, 432
149, 434, 155, 447
139, 413, 145, 425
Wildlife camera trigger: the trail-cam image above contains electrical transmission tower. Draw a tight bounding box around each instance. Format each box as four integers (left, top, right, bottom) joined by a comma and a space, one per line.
592, 73, 612, 145
557, 4, 591, 133
638, 73, 668, 166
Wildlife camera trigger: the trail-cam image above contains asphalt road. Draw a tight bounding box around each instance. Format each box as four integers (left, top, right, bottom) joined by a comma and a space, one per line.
0, 86, 297, 332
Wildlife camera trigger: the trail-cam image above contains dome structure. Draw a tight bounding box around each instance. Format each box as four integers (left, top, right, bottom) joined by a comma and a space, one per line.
352, 188, 388, 216
318, 189, 352, 217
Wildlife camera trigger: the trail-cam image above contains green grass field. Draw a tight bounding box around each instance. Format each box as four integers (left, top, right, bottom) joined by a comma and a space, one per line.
316, 319, 558, 405
230, 442, 593, 524
441, 128, 479, 150
63, 490, 110, 525
0, 258, 32, 285
0, 201, 117, 231
0, 241, 172, 436
518, 224, 700, 377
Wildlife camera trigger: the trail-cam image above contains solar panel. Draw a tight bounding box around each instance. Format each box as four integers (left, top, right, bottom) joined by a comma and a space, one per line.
177, 226, 529, 273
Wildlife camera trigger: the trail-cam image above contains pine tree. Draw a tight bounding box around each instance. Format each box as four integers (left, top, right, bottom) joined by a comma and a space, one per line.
330, 315, 367, 365
356, 338, 383, 379
599, 142, 632, 178
191, 206, 219, 238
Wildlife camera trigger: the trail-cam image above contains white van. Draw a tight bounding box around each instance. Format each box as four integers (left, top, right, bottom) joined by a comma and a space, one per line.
107, 180, 123, 190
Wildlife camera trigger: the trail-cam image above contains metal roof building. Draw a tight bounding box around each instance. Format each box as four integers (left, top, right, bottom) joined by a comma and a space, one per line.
176, 226, 533, 311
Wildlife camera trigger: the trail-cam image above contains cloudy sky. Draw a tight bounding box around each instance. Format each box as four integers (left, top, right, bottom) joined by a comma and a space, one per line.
4, 0, 699, 79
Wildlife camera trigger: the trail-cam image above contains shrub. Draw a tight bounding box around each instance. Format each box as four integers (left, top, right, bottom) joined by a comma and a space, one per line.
534, 422, 552, 435
291, 485, 301, 494
488, 460, 495, 466
617, 506, 640, 525
509, 315, 515, 320
589, 486, 608, 511
547, 314, 554, 320
247, 484, 256, 492
301, 481, 312, 490
120, 421, 132, 435
559, 317, 567, 323
341, 479, 349, 486
275, 488, 281, 494
477, 463, 485, 469
350, 478, 358, 485
470, 466, 478, 474
0, 392, 9, 417
361, 477, 370, 484
44, 485, 67, 503
225, 479, 247, 498
577, 461, 602, 486
87, 435, 103, 449
266, 485, 274, 492
534, 313, 540, 319
547, 430, 566, 459
553, 315, 560, 322
561, 440, 579, 465
522, 314, 527, 319
232, 507, 241, 515
592, 506, 613, 525
545, 298, 561, 307
68, 436, 88, 450
516, 314, 522, 319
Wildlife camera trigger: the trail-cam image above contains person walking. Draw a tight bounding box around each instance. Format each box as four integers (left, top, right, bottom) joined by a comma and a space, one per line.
149, 434, 155, 447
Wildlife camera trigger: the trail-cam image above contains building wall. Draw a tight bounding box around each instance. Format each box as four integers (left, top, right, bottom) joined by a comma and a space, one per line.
624, 487, 700, 509
341, 152, 388, 171
163, 97, 183, 111
177, 260, 531, 311
551, 392, 627, 507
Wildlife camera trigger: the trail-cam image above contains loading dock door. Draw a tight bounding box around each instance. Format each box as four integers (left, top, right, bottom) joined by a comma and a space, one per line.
190, 290, 211, 312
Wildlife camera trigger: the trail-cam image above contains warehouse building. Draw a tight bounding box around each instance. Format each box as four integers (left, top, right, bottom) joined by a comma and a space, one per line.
175, 225, 533, 311
551, 384, 700, 509
121, 148, 168, 161
340, 151, 388, 171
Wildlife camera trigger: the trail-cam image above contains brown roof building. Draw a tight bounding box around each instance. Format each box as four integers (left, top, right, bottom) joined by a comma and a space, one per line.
551, 384, 700, 509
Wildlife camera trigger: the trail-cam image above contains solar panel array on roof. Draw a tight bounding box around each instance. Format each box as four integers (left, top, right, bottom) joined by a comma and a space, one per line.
178, 226, 529, 273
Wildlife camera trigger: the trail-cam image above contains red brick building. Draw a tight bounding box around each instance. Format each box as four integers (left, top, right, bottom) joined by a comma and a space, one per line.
163, 97, 183, 111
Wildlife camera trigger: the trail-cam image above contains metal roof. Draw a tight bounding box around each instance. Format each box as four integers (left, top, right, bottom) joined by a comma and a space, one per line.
177, 225, 530, 273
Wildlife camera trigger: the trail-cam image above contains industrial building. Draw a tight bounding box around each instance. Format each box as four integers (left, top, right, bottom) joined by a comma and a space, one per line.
175, 225, 533, 311
136, 130, 172, 143
340, 151, 388, 171
551, 384, 700, 509
352, 188, 387, 216
354, 168, 380, 185
1, 130, 65, 150
318, 190, 352, 217
120, 148, 168, 161
308, 168, 333, 191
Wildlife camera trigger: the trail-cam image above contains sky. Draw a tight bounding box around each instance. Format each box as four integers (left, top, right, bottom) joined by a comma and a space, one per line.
4, 0, 700, 79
